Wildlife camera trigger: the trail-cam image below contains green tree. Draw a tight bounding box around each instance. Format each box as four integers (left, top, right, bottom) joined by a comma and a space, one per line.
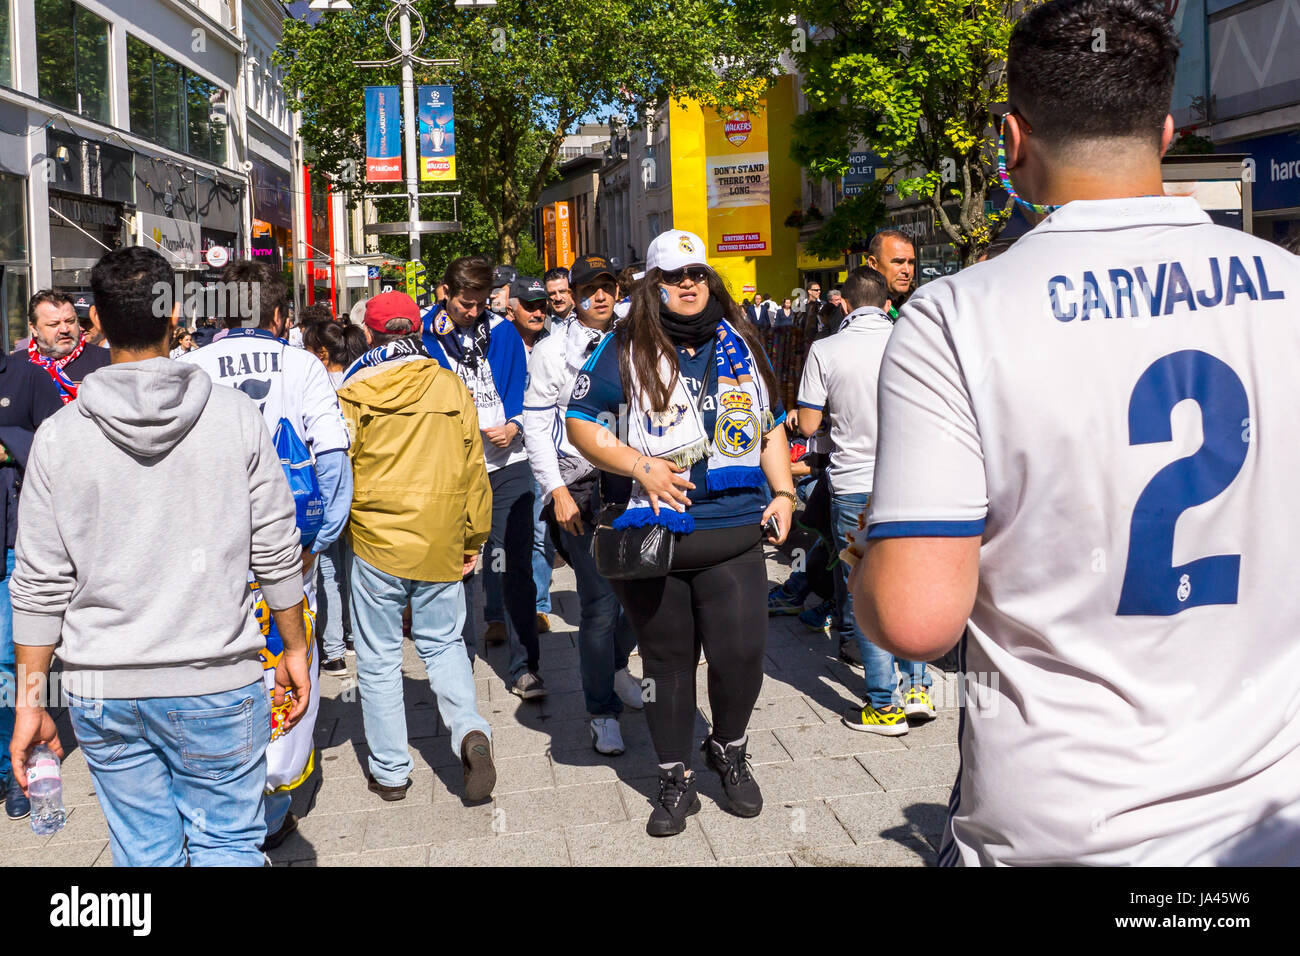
775, 0, 1044, 266
276, 0, 779, 266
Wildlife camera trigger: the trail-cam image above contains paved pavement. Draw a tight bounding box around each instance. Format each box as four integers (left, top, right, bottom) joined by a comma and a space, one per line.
8, 550, 959, 867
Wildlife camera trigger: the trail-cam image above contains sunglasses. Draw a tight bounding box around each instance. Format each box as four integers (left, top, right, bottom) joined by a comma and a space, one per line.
577, 279, 617, 299
995, 109, 1061, 218
660, 266, 710, 286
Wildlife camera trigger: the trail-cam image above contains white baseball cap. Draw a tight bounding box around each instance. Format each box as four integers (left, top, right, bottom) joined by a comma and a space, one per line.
645, 229, 709, 273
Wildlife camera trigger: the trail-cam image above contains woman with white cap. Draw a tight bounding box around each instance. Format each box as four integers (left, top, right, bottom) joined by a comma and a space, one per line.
566, 230, 795, 837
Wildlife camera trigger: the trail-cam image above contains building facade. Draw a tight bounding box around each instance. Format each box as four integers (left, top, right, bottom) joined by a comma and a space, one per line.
0, 0, 296, 347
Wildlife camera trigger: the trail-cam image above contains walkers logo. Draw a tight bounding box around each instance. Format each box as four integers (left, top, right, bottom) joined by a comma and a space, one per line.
723, 110, 752, 147
714, 391, 758, 458
49, 886, 151, 936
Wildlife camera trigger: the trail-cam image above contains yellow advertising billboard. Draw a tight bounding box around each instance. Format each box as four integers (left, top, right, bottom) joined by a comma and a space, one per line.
555, 201, 576, 269
704, 107, 772, 257
543, 205, 557, 270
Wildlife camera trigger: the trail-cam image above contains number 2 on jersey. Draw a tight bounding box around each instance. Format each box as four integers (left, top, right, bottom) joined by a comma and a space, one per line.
1117, 350, 1249, 616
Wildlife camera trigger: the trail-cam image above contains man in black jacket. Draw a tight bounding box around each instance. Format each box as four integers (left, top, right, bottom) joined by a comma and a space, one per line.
0, 347, 62, 821
26, 291, 111, 403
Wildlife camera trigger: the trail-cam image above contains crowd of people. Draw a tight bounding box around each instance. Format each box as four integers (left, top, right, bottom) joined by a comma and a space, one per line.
2, 0, 1299, 867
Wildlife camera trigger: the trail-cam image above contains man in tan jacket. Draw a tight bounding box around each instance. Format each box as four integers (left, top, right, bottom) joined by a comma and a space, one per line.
338, 291, 495, 802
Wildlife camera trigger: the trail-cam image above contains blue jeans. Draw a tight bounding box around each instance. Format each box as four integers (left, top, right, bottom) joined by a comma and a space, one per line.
315, 536, 353, 662
66, 682, 271, 867
532, 479, 554, 615
483, 477, 554, 619
560, 523, 636, 716
829, 490, 930, 709
0, 548, 17, 785
462, 461, 539, 683
351, 556, 490, 785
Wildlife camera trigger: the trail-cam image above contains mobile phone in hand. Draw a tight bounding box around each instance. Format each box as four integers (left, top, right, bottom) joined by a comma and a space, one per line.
763, 514, 781, 540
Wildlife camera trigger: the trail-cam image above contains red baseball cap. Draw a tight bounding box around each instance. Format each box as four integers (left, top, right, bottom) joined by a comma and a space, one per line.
364, 291, 421, 334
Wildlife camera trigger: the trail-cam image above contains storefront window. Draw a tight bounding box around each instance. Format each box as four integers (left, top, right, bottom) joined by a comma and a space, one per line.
0, 173, 29, 350
35, 0, 111, 124
128, 34, 226, 164
127, 36, 155, 140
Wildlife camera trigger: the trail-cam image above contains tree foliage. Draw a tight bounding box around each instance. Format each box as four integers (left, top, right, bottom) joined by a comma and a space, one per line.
772, 0, 1043, 265
276, 0, 781, 271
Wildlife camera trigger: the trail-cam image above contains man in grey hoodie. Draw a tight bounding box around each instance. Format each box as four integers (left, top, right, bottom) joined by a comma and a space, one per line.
6, 247, 310, 867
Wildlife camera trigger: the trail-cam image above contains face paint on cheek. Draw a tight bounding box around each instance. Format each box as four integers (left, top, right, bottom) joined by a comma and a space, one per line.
659, 286, 670, 305
579, 298, 592, 311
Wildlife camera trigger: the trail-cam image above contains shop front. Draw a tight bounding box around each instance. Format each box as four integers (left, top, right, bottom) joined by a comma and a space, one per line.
251, 157, 294, 284
45, 130, 134, 297
49, 192, 130, 294
1217, 131, 1299, 242
0, 167, 28, 349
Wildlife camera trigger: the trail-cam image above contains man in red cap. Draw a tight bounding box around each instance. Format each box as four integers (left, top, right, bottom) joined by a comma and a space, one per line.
336, 291, 497, 803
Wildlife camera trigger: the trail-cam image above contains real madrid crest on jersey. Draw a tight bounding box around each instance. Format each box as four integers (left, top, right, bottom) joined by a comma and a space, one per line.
434, 309, 454, 335
714, 389, 758, 458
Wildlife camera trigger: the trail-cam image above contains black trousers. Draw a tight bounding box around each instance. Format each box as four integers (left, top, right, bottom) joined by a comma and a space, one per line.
464, 460, 538, 674
612, 525, 767, 766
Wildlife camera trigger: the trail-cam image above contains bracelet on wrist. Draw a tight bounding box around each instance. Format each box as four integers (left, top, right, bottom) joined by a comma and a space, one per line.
773, 489, 798, 506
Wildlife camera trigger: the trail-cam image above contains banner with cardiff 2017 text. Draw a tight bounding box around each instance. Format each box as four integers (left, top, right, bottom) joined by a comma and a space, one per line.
418, 85, 456, 182
365, 86, 402, 182
704, 104, 771, 257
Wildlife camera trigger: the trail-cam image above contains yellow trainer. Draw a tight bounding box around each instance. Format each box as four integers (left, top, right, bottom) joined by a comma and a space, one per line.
842, 703, 909, 736
903, 685, 937, 723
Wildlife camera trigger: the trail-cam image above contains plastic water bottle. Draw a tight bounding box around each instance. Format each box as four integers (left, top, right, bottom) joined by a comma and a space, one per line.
26, 745, 66, 835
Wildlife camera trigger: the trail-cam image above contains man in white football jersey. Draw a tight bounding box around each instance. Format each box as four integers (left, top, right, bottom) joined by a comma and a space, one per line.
853, 0, 1300, 865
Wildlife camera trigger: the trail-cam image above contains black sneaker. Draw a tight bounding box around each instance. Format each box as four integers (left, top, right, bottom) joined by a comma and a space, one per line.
646, 764, 701, 837
322, 658, 348, 675
461, 731, 496, 801
260, 811, 298, 851
4, 774, 30, 821
367, 775, 412, 802
701, 735, 763, 818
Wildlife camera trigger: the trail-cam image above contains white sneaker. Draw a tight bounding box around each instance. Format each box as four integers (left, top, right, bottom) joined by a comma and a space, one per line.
614, 667, 645, 711
590, 716, 626, 756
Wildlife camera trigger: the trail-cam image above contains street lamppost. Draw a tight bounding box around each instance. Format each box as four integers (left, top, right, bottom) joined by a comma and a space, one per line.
312, 0, 497, 265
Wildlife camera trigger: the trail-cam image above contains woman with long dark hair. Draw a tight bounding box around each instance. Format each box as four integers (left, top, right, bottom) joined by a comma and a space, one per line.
566, 230, 795, 836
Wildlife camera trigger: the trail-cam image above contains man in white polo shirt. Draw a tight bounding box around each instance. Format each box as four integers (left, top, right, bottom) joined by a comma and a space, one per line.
853, 0, 1300, 865
798, 267, 931, 736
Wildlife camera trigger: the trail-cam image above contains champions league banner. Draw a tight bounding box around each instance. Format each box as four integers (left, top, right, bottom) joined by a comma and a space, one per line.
365, 86, 402, 182
418, 85, 456, 182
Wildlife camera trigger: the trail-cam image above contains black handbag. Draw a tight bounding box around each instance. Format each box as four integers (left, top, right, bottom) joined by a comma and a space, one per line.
591, 349, 714, 580
591, 504, 675, 580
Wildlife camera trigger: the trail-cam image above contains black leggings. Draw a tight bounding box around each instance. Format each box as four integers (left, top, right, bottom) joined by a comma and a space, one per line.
612, 526, 767, 767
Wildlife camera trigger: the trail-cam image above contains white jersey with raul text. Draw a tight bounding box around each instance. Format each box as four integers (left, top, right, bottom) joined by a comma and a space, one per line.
868, 196, 1300, 865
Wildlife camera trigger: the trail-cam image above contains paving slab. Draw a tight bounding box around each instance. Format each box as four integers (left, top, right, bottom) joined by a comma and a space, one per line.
21, 549, 958, 867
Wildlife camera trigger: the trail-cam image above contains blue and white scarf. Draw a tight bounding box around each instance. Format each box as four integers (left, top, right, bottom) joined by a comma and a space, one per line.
615, 318, 773, 533
425, 307, 506, 429
342, 336, 427, 382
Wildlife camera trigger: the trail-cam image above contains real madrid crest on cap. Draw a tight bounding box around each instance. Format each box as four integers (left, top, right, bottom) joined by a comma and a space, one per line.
679, 235, 694, 254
